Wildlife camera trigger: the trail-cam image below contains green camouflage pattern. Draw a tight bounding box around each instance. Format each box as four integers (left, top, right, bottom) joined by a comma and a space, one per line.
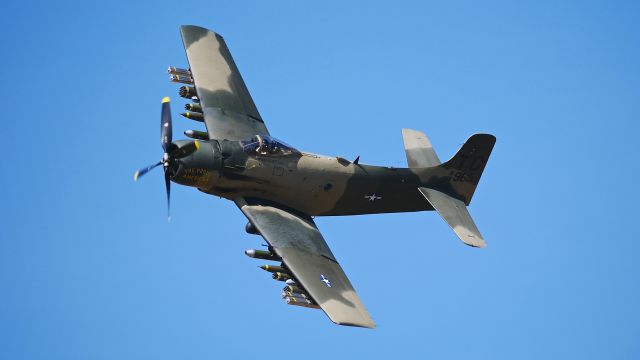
166, 25, 496, 328
180, 25, 268, 141
172, 134, 495, 216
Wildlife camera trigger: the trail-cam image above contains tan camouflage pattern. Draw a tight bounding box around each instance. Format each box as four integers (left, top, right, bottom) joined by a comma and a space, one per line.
402, 128, 441, 168
172, 25, 496, 328
236, 198, 376, 328
418, 187, 486, 248
180, 25, 269, 141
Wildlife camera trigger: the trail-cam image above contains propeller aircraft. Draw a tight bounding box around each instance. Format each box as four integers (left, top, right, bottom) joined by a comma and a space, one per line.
135, 25, 496, 328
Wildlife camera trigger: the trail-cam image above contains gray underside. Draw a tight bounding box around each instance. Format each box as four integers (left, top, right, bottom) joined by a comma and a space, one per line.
180, 25, 269, 141
402, 128, 441, 168
235, 197, 376, 328
418, 187, 486, 248
169, 25, 495, 329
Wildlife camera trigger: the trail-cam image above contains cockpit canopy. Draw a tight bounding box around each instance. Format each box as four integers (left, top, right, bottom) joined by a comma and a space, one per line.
240, 135, 300, 156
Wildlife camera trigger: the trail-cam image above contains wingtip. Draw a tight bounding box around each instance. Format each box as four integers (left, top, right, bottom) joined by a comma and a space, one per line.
465, 239, 487, 248
333, 320, 377, 329
180, 24, 223, 38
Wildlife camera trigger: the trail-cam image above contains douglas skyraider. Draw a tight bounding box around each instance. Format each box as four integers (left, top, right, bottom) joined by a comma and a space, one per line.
135, 25, 496, 328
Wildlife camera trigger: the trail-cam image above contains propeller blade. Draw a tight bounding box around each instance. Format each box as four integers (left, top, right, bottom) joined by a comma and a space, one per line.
161, 97, 172, 153
134, 161, 162, 181
169, 140, 200, 159
164, 170, 171, 221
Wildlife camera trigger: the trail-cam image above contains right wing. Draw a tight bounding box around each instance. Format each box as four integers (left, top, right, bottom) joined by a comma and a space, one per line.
402, 128, 441, 168
180, 25, 269, 141
235, 197, 375, 328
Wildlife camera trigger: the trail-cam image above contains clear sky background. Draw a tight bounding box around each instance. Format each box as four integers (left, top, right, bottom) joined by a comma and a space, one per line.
1, 1, 639, 359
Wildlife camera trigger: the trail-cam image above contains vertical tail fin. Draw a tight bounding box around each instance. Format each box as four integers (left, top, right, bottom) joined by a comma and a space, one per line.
422, 134, 496, 205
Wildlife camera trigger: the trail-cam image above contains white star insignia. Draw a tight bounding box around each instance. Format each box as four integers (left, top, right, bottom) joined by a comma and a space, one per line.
320, 274, 332, 287
364, 193, 382, 202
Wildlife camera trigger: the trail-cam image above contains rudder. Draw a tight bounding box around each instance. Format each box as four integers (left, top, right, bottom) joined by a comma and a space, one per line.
423, 134, 496, 205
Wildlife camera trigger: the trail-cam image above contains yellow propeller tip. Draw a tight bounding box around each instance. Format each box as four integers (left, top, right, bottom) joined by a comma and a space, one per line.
162, 97, 170, 103
194, 140, 200, 149
133, 171, 139, 181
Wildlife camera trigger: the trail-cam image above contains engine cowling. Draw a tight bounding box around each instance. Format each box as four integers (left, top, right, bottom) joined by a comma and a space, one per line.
168, 140, 223, 188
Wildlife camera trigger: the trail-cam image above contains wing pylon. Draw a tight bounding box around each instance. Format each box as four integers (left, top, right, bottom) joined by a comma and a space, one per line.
235, 198, 376, 328
179, 25, 269, 140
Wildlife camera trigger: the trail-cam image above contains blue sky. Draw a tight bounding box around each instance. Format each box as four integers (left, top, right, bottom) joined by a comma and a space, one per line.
1, 1, 639, 359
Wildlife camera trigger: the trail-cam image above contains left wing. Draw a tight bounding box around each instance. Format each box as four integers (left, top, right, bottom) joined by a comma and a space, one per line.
235, 198, 375, 328
180, 25, 269, 141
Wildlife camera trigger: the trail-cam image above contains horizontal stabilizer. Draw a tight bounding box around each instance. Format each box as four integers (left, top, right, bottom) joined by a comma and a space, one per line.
418, 187, 486, 248
402, 128, 441, 168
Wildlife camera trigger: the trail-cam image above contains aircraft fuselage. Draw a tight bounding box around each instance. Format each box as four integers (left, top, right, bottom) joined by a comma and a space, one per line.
170, 139, 434, 216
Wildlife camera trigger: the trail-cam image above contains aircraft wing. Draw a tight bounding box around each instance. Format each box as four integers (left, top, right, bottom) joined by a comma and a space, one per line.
234, 197, 376, 328
180, 25, 269, 141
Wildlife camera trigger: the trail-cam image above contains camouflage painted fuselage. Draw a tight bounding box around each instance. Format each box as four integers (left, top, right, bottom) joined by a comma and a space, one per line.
170, 139, 436, 216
